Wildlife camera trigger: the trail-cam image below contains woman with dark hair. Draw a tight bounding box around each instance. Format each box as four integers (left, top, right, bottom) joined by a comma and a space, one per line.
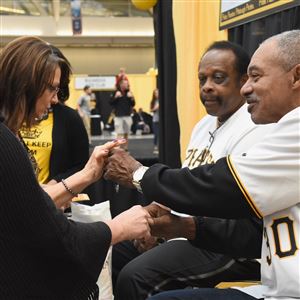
19, 45, 91, 206
0, 36, 151, 299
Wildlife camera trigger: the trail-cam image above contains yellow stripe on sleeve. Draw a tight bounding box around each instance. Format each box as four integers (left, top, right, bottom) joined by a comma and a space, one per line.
226, 156, 263, 219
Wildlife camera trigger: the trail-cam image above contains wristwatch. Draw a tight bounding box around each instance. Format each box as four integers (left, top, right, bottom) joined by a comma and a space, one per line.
132, 166, 149, 193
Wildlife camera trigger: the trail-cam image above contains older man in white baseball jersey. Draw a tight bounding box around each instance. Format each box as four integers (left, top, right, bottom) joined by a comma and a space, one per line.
105, 30, 300, 300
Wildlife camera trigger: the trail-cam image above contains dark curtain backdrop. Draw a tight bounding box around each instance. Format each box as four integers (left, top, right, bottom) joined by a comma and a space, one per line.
94, 91, 114, 125
153, 0, 181, 168
150, 3, 299, 168
229, 6, 300, 56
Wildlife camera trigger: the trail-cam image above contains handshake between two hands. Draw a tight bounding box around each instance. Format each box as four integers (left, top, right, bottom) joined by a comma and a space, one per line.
90, 139, 196, 248
135, 202, 175, 253
134, 202, 193, 253
112, 202, 196, 252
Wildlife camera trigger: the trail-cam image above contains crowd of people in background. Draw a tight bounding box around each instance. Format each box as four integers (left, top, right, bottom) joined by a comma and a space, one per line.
76, 73, 160, 154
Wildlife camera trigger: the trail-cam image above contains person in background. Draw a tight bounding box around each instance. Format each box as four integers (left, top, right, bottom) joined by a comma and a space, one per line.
105, 30, 300, 300
115, 67, 129, 87
131, 108, 152, 135
150, 88, 159, 154
110, 78, 135, 151
20, 46, 90, 201
0, 36, 151, 299
77, 85, 95, 144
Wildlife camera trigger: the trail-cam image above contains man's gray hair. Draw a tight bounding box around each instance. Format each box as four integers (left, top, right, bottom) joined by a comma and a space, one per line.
263, 30, 300, 71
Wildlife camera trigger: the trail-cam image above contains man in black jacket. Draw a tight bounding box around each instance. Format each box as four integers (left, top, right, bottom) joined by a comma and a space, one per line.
109, 41, 271, 300
105, 31, 300, 300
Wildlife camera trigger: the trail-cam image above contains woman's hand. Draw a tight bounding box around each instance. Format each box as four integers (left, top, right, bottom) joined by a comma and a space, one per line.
82, 139, 126, 183
106, 205, 151, 245
42, 139, 125, 210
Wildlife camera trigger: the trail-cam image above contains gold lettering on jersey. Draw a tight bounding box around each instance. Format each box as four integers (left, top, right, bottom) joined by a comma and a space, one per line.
185, 148, 215, 168
185, 149, 194, 165
186, 149, 197, 168
194, 148, 214, 166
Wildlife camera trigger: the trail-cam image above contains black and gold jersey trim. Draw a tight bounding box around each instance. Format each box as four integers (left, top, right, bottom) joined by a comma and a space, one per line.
226, 155, 263, 219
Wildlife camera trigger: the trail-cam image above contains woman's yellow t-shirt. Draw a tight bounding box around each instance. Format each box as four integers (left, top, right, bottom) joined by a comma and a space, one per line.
20, 113, 53, 184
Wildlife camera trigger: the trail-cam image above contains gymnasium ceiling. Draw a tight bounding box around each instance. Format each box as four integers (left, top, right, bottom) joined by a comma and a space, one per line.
0, 0, 151, 17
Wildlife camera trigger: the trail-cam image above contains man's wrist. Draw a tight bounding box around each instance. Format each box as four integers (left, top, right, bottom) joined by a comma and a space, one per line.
132, 165, 149, 193
180, 217, 196, 240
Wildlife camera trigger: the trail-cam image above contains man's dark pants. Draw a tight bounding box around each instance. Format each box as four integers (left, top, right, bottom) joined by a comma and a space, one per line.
113, 240, 260, 300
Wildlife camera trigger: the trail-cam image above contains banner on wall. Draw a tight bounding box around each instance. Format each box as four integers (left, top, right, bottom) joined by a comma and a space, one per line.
75, 76, 116, 90
71, 0, 82, 35
219, 0, 300, 30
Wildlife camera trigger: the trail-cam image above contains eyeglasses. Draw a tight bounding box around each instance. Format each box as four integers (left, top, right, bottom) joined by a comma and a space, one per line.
46, 84, 60, 96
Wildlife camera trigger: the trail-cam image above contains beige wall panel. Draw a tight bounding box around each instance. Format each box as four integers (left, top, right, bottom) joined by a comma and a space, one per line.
58, 47, 155, 75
